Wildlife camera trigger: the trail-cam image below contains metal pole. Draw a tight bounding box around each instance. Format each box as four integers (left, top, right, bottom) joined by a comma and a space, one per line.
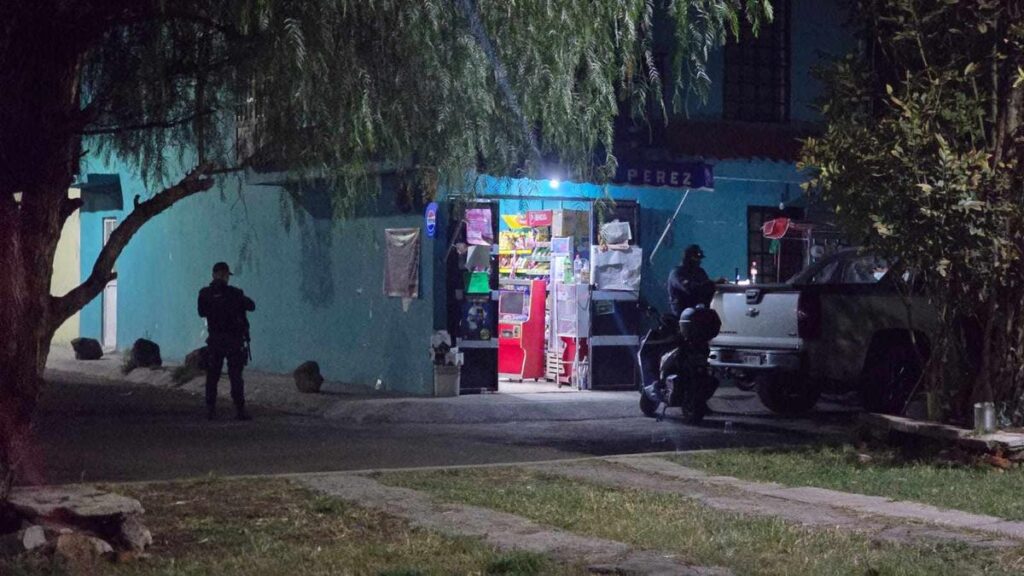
649, 189, 690, 264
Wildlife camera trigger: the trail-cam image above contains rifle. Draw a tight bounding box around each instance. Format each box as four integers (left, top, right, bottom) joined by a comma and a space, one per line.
242, 315, 252, 365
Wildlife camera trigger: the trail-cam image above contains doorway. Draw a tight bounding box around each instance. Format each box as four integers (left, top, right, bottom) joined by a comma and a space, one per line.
101, 217, 118, 350
449, 194, 643, 394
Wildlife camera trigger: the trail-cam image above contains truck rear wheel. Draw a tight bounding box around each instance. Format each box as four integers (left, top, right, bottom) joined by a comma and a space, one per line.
861, 338, 924, 415
756, 373, 821, 415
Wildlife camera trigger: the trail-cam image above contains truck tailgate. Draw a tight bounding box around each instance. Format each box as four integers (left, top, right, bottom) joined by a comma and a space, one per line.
711, 285, 801, 350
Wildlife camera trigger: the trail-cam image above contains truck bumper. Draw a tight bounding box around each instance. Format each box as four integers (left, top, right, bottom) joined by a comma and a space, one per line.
708, 347, 801, 372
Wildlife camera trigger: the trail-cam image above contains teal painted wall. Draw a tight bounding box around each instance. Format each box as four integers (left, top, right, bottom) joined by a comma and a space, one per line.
74, 0, 850, 391
80, 164, 436, 395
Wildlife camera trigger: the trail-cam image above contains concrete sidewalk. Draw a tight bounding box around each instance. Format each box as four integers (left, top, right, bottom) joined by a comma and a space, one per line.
45, 346, 640, 425
45, 345, 856, 431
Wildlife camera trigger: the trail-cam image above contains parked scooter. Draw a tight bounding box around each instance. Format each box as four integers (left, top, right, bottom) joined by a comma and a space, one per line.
637, 304, 722, 424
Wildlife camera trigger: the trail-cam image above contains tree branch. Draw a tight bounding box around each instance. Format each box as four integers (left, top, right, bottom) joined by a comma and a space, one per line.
50, 164, 216, 328
81, 109, 217, 136
58, 197, 84, 227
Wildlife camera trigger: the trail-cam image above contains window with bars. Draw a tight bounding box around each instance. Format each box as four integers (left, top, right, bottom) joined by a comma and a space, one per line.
723, 0, 791, 123
747, 206, 804, 283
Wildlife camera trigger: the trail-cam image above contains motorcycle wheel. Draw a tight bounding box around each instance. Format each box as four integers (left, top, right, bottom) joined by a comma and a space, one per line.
639, 393, 659, 417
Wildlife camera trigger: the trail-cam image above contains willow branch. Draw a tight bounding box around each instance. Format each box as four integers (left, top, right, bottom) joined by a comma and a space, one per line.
81, 109, 217, 136
50, 163, 216, 328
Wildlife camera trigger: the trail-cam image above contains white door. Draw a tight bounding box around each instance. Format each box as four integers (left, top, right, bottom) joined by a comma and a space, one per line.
101, 218, 118, 350
102, 280, 117, 350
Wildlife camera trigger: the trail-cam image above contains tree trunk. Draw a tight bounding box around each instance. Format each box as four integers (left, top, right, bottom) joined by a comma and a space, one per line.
0, 9, 90, 498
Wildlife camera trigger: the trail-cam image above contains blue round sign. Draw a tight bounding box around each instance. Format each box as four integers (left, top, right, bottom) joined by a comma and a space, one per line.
425, 202, 438, 238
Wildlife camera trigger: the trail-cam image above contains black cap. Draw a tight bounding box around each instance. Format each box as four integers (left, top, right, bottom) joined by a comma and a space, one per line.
212, 262, 233, 275
684, 244, 705, 260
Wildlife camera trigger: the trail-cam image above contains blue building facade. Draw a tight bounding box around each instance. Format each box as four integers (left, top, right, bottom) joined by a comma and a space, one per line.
73, 0, 851, 395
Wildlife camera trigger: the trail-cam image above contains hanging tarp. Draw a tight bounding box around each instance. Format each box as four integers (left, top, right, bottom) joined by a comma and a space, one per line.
384, 228, 421, 298
73, 174, 123, 212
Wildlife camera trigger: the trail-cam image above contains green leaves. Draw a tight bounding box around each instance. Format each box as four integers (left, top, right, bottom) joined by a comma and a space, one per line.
802, 0, 1024, 417
75, 0, 760, 204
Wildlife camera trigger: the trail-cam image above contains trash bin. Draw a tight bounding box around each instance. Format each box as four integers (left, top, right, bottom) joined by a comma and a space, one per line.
434, 365, 460, 397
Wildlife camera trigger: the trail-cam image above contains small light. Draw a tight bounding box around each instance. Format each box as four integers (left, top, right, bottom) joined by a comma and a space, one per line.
548, 179, 560, 189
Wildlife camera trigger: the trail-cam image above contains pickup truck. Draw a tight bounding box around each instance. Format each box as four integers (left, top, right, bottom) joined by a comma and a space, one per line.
708, 248, 937, 415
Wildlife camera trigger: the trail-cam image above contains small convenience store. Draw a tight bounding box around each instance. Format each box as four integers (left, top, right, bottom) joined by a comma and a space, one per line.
447, 192, 647, 394
440, 158, 822, 396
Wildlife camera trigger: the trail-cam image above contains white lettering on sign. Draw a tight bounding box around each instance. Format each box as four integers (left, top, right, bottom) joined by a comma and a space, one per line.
619, 164, 708, 188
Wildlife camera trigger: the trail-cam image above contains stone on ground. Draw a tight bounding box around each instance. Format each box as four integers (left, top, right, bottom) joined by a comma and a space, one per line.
118, 516, 152, 551
70, 338, 103, 360
55, 532, 113, 568
184, 347, 208, 372
9, 485, 144, 526
21, 525, 47, 551
130, 339, 162, 368
293, 361, 324, 394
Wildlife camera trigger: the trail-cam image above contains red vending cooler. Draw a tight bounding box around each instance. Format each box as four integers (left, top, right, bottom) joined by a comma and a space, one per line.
498, 279, 547, 380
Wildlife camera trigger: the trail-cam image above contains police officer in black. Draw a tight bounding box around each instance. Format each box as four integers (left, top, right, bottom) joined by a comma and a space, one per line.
198, 262, 256, 420
667, 244, 719, 316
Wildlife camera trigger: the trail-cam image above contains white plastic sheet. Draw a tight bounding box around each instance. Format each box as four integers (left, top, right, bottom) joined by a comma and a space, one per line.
590, 245, 642, 291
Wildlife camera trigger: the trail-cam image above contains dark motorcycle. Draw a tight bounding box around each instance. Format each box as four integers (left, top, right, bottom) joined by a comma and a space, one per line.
637, 304, 722, 424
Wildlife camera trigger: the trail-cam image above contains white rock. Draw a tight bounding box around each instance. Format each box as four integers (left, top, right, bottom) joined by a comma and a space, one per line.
89, 536, 114, 556
9, 486, 143, 522
119, 516, 153, 551
22, 525, 47, 551
56, 532, 114, 566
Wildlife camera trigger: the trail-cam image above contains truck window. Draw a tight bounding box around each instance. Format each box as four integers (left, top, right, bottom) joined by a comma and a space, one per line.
842, 255, 890, 284
806, 259, 841, 284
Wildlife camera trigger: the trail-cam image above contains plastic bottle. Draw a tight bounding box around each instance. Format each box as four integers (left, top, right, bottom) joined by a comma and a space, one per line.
573, 255, 583, 283
750, 261, 758, 284
734, 267, 740, 284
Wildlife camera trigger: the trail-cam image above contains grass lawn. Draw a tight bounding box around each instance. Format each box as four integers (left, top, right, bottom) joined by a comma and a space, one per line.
674, 445, 1024, 521
2, 477, 578, 576
379, 465, 1024, 576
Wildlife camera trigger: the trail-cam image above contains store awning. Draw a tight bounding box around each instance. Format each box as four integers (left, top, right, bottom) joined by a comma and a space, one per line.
73, 174, 123, 212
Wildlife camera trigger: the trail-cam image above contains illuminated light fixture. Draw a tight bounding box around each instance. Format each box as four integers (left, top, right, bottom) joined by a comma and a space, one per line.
548, 179, 560, 189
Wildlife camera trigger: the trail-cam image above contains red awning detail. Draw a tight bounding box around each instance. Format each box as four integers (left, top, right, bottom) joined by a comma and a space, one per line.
762, 218, 791, 239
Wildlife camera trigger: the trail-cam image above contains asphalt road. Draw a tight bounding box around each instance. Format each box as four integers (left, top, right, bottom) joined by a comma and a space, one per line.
22, 374, 832, 485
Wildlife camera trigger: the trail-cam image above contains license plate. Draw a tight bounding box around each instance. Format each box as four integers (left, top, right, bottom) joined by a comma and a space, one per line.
741, 354, 763, 366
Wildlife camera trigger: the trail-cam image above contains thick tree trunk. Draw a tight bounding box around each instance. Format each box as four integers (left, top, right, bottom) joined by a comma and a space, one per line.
0, 8, 88, 498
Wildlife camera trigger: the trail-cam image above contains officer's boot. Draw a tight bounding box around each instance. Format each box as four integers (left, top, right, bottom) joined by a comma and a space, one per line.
235, 403, 252, 421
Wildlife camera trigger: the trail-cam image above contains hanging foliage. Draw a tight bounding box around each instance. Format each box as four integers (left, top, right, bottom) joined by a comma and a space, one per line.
801, 0, 1024, 422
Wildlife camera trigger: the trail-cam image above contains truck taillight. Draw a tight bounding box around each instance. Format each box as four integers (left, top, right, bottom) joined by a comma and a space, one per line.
797, 291, 821, 339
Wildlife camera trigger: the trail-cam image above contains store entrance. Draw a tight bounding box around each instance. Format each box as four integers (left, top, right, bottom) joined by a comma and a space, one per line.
450, 196, 643, 395
495, 200, 592, 392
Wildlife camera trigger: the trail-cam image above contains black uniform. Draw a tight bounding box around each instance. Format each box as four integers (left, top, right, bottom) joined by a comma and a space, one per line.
667, 264, 715, 317
198, 280, 255, 412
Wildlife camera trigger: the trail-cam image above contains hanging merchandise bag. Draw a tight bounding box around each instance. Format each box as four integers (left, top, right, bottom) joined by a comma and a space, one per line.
466, 208, 494, 246
590, 245, 642, 291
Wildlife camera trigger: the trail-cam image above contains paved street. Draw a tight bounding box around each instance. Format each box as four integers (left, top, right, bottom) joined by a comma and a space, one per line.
20, 372, 848, 485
